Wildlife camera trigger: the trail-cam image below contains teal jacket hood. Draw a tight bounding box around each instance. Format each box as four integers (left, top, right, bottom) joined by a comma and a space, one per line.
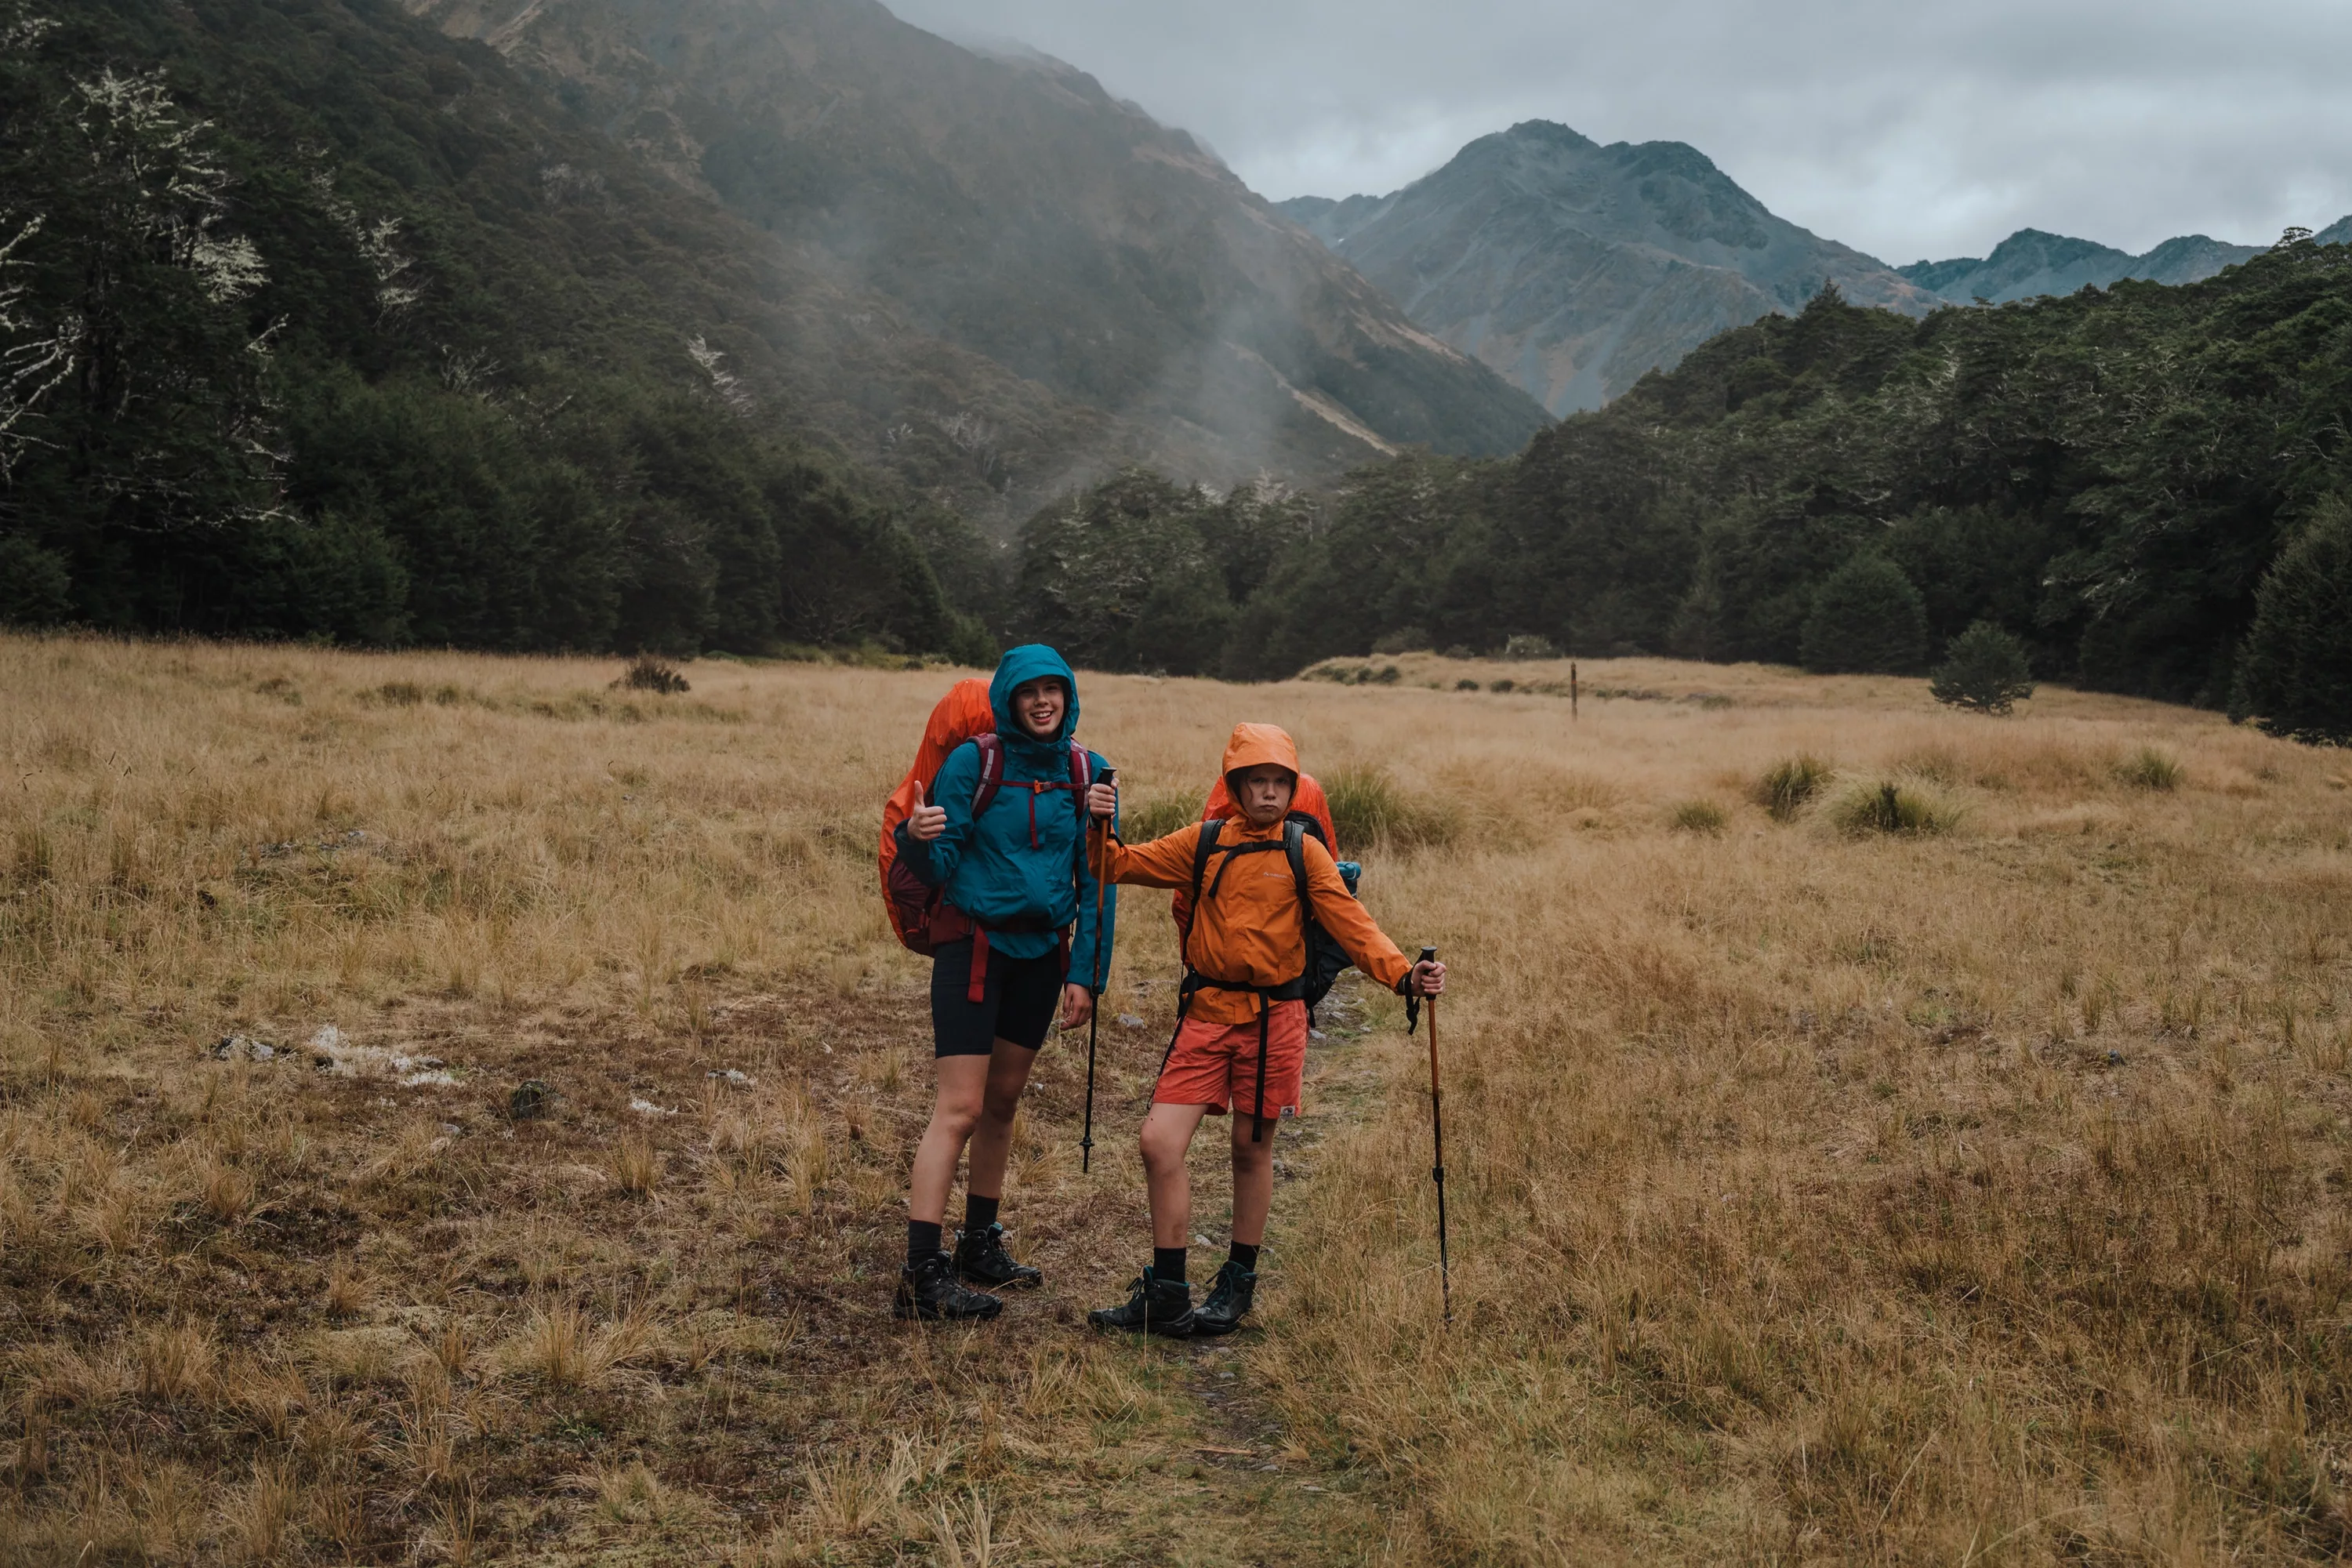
989, 644, 1079, 759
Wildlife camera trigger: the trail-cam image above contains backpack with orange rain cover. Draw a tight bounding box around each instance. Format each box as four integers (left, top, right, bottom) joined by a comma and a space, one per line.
880, 677, 1092, 960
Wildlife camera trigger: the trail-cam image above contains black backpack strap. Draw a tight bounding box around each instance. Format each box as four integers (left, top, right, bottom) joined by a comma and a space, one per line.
1283, 819, 1311, 912
1189, 820, 1223, 909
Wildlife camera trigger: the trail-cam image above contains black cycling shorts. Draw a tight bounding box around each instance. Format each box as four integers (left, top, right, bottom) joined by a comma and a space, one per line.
930, 938, 1065, 1057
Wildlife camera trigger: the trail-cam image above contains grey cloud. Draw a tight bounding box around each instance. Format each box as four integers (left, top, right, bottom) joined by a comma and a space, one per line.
882, 0, 2352, 261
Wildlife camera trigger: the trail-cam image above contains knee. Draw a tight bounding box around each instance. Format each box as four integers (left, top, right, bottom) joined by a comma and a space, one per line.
1139, 1129, 1186, 1176
930, 1098, 982, 1142
1230, 1130, 1273, 1171
978, 1087, 1022, 1127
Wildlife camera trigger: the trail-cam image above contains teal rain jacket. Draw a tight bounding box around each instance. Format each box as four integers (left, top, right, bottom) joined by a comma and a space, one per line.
894, 644, 1116, 985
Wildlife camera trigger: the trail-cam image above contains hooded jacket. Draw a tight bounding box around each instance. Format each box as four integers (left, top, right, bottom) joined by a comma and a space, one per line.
1094, 724, 1409, 1026
895, 645, 1114, 981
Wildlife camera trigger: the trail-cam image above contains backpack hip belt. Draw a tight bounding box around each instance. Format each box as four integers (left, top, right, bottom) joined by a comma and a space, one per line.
935, 908, 1072, 1005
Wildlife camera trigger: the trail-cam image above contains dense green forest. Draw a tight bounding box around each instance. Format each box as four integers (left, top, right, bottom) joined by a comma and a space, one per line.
1020, 239, 2352, 731
0, 0, 989, 658
4, 0, 2347, 739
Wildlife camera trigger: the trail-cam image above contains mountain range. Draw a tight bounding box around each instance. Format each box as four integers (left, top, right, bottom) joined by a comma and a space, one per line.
1280, 120, 2346, 416
405, 0, 1549, 523
1278, 124, 1940, 415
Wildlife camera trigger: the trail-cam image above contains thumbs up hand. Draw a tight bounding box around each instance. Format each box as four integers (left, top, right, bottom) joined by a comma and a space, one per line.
908, 781, 949, 842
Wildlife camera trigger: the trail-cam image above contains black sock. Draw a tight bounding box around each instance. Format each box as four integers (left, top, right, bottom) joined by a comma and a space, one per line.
908, 1220, 942, 1264
1152, 1246, 1186, 1284
1229, 1241, 1259, 1272
964, 1193, 1000, 1233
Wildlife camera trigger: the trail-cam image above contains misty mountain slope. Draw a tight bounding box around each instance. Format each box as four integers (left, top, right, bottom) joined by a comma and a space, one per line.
1278, 121, 1941, 415
408, 0, 1551, 499
1897, 227, 2265, 303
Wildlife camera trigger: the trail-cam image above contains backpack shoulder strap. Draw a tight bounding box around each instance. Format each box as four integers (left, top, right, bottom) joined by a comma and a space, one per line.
1284, 818, 1312, 913
1191, 819, 1224, 906
1066, 741, 1091, 795
968, 734, 1006, 815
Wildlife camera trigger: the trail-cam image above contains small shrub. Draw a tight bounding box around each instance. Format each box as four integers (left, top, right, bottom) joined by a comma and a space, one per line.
1668, 800, 1727, 835
1325, 766, 1458, 853
1370, 665, 1401, 684
2116, 746, 2183, 791
615, 657, 689, 695
1502, 634, 1558, 661
1123, 793, 1202, 843
372, 681, 423, 706
1830, 779, 1960, 837
1490, 677, 1515, 693
1930, 621, 2036, 714
1456, 679, 1480, 691
1753, 755, 1831, 821
1372, 627, 1429, 655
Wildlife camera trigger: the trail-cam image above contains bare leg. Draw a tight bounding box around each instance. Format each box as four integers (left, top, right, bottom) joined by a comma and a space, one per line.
1229, 1113, 1276, 1247
907, 1054, 991, 1225
1140, 1102, 1212, 1247
963, 1039, 1040, 1200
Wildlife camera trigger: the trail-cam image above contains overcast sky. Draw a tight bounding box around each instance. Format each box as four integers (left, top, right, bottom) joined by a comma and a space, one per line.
884, 0, 2352, 263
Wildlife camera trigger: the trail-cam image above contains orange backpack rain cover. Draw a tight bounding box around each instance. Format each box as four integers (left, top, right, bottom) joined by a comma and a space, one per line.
880, 677, 996, 947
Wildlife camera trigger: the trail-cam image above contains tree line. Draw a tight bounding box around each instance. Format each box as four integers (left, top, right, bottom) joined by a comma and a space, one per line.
1018, 239, 2352, 741
0, 0, 989, 661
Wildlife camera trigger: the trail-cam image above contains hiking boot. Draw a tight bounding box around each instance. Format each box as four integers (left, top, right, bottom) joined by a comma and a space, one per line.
954, 1222, 1043, 1290
1190, 1259, 1257, 1336
1087, 1267, 1193, 1338
895, 1251, 1003, 1322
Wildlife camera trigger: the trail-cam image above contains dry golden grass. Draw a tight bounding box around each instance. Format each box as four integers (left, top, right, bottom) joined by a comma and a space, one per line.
1, 632, 2347, 1563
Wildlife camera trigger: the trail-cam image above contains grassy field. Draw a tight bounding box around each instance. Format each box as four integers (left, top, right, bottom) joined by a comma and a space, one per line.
2, 634, 2348, 1564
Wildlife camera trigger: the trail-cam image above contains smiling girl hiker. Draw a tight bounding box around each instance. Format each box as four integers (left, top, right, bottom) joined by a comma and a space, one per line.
1082, 724, 1443, 1337
887, 646, 1116, 1321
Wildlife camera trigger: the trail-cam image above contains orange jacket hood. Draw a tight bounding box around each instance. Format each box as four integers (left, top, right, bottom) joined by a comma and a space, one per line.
1221, 723, 1299, 786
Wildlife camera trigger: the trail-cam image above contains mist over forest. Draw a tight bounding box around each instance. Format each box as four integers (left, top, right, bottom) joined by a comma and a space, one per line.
2, 0, 2347, 739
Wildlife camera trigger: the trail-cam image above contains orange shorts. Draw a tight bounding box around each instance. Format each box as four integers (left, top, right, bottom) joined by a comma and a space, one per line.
1155, 1000, 1308, 1120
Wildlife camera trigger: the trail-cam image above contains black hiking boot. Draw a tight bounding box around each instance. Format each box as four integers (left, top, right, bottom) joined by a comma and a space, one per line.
953, 1222, 1043, 1290
1087, 1267, 1194, 1338
1191, 1260, 1258, 1336
894, 1251, 1003, 1323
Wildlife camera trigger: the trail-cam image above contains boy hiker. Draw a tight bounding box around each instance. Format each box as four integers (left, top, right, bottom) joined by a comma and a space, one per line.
1082, 724, 1444, 1337
890, 646, 1115, 1322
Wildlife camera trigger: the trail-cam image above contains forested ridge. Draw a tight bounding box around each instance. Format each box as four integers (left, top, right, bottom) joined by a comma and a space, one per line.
4, 0, 2348, 736
1022, 236, 2352, 732
0, 0, 993, 659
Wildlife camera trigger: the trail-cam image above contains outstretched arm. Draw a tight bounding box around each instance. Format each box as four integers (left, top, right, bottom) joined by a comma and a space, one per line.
1084, 796, 1203, 890
1298, 837, 1443, 996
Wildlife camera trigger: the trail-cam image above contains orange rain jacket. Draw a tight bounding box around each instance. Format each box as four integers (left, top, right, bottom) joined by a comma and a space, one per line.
1095, 724, 1412, 1026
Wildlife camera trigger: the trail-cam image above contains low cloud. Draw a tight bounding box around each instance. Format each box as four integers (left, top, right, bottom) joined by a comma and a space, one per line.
884, 0, 2352, 261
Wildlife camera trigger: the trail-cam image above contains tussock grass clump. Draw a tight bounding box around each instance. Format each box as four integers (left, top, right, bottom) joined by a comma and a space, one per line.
1121, 792, 1201, 843
2117, 745, 2184, 790
1667, 800, 1728, 835
615, 656, 690, 695
1830, 779, 1962, 837
1752, 754, 1831, 820
612, 1136, 659, 1196
1324, 765, 1457, 852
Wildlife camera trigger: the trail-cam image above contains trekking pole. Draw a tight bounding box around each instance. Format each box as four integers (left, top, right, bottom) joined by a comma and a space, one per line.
1081, 767, 1115, 1173
1417, 944, 1452, 1326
